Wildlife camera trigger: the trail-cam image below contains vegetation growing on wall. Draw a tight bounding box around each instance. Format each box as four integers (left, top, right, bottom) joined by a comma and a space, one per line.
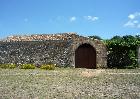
105, 35, 140, 68
88, 35, 102, 40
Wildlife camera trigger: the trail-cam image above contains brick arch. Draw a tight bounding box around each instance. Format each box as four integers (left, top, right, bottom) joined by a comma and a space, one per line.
75, 43, 96, 69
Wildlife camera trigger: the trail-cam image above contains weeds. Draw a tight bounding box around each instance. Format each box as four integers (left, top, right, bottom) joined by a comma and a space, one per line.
40, 64, 55, 70
0, 64, 16, 69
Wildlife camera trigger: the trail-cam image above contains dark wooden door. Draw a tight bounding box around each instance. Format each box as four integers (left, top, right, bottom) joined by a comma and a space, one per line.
75, 44, 96, 69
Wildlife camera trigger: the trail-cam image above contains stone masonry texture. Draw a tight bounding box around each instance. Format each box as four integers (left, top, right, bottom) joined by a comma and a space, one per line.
0, 33, 107, 68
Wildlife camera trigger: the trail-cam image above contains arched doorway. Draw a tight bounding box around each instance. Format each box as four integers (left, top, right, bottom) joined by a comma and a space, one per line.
75, 43, 96, 69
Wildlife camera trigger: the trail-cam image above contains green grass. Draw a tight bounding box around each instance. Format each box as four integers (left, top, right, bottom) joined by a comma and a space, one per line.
0, 68, 140, 99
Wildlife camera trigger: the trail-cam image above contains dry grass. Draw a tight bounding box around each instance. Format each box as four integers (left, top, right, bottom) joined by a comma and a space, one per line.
81, 69, 105, 77
0, 68, 140, 99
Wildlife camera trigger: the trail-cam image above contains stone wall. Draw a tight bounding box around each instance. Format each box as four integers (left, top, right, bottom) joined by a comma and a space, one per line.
0, 40, 73, 67
0, 33, 107, 68
4, 33, 76, 42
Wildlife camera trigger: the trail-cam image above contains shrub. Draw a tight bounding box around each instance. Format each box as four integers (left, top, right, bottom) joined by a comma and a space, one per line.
20, 64, 35, 69
40, 64, 55, 70
8, 64, 16, 69
104, 35, 140, 68
0, 64, 16, 69
0, 64, 8, 69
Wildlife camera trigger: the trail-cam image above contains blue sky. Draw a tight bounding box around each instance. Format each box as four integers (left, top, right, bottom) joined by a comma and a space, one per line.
0, 0, 140, 39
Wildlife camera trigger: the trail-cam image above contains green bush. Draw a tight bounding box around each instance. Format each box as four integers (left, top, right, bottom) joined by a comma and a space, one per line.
40, 64, 55, 70
104, 35, 140, 68
20, 64, 35, 69
0, 64, 16, 69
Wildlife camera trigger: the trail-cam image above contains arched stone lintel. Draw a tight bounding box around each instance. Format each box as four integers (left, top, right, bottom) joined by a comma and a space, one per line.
70, 39, 107, 68
71, 40, 99, 68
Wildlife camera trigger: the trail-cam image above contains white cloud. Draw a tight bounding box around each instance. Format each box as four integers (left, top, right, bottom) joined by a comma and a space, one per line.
124, 12, 140, 29
84, 16, 99, 21
128, 14, 135, 19
24, 18, 28, 22
124, 20, 135, 28
133, 20, 139, 24
70, 16, 76, 22
49, 16, 99, 23
128, 12, 140, 19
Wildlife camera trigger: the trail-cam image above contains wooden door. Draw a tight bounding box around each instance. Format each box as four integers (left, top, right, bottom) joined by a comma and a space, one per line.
75, 44, 96, 69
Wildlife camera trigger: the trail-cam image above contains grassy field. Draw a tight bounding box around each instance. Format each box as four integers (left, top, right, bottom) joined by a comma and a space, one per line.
0, 68, 140, 99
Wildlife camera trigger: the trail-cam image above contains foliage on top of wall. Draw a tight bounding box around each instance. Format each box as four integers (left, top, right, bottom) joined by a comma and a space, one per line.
88, 35, 102, 40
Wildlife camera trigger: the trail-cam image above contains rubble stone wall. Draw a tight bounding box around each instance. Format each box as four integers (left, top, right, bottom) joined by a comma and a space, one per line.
0, 33, 107, 68
0, 40, 73, 67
